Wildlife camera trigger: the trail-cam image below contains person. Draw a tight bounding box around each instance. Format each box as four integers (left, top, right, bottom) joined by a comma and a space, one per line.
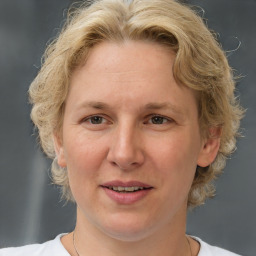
0, 0, 244, 255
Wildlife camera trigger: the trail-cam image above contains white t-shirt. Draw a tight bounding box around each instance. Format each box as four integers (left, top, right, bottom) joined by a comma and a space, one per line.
0, 234, 241, 256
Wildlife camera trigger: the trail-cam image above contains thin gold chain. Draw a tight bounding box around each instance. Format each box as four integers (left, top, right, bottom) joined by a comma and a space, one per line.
73, 231, 192, 256
186, 235, 193, 256
73, 230, 80, 256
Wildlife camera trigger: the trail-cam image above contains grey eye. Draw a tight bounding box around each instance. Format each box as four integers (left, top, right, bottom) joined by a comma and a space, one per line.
89, 116, 103, 124
151, 116, 166, 124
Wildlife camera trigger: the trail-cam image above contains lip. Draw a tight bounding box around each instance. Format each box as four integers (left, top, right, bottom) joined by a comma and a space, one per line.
101, 180, 153, 205
101, 180, 152, 188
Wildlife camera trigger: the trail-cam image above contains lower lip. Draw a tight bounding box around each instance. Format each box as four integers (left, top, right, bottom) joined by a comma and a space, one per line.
102, 187, 152, 205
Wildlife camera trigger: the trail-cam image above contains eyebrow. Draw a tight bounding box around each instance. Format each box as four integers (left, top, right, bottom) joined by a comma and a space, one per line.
77, 101, 185, 115
80, 101, 110, 110
144, 102, 185, 115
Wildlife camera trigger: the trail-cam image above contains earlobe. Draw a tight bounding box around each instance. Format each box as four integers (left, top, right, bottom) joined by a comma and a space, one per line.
53, 133, 67, 168
197, 127, 221, 167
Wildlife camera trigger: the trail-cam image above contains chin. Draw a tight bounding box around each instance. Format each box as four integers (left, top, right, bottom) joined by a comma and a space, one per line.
99, 214, 157, 242
103, 227, 153, 242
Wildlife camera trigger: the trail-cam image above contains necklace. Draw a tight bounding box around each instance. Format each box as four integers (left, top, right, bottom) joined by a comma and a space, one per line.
73, 231, 192, 256
73, 230, 80, 256
186, 235, 193, 256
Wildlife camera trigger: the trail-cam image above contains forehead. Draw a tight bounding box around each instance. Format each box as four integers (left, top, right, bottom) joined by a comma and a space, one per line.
71, 40, 177, 96
82, 40, 175, 73
68, 40, 198, 117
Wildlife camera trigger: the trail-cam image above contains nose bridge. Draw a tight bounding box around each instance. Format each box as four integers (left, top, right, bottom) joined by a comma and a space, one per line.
107, 118, 144, 169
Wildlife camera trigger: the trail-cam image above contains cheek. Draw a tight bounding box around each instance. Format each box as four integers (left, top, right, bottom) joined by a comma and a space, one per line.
63, 129, 105, 167
153, 137, 198, 167
65, 141, 105, 206
63, 133, 108, 190
150, 134, 199, 186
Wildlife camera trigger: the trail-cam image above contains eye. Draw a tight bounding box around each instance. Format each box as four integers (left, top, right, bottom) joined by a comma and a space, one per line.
150, 116, 167, 124
146, 115, 172, 125
83, 115, 107, 125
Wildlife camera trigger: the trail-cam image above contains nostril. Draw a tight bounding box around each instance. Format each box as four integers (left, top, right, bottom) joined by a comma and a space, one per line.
106, 136, 145, 170
108, 154, 142, 170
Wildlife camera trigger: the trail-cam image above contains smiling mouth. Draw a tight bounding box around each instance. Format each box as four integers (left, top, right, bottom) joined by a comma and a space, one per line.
102, 186, 152, 193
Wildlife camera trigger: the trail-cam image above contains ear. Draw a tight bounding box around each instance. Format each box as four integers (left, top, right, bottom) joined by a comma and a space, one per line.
53, 133, 67, 168
197, 127, 221, 167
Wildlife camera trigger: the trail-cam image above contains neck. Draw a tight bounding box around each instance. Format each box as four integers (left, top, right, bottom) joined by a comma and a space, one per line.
65, 205, 192, 256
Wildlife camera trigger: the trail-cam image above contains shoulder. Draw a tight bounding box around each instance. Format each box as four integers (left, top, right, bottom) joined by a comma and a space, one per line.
0, 234, 70, 256
194, 237, 241, 256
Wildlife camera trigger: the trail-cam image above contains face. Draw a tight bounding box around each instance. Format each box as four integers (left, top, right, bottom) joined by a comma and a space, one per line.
54, 41, 219, 241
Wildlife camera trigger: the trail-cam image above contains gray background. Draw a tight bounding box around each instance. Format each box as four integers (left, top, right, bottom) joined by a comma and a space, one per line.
0, 0, 255, 255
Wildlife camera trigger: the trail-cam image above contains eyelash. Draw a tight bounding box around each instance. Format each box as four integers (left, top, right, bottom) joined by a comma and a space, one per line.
82, 115, 109, 125
146, 115, 172, 125
82, 114, 173, 126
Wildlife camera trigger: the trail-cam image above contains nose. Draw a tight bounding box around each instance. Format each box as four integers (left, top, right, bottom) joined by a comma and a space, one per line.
107, 122, 145, 170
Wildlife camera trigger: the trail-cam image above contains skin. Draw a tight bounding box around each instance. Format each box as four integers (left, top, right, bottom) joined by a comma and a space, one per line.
54, 40, 220, 256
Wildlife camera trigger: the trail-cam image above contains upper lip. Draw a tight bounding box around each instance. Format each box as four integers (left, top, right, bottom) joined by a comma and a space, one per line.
101, 180, 153, 188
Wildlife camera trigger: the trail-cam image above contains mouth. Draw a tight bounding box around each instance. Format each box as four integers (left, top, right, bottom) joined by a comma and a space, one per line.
101, 180, 153, 204
102, 186, 152, 193
101, 180, 153, 193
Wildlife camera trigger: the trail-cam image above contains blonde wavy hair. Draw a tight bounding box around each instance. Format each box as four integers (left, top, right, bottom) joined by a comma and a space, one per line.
29, 0, 244, 207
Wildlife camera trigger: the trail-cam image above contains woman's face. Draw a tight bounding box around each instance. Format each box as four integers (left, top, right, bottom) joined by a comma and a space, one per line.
55, 41, 217, 241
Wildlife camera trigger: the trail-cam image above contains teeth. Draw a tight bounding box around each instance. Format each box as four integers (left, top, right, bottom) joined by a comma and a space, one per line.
109, 186, 144, 192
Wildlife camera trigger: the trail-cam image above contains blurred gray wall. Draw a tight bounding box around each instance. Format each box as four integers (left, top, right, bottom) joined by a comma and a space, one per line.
0, 0, 255, 255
